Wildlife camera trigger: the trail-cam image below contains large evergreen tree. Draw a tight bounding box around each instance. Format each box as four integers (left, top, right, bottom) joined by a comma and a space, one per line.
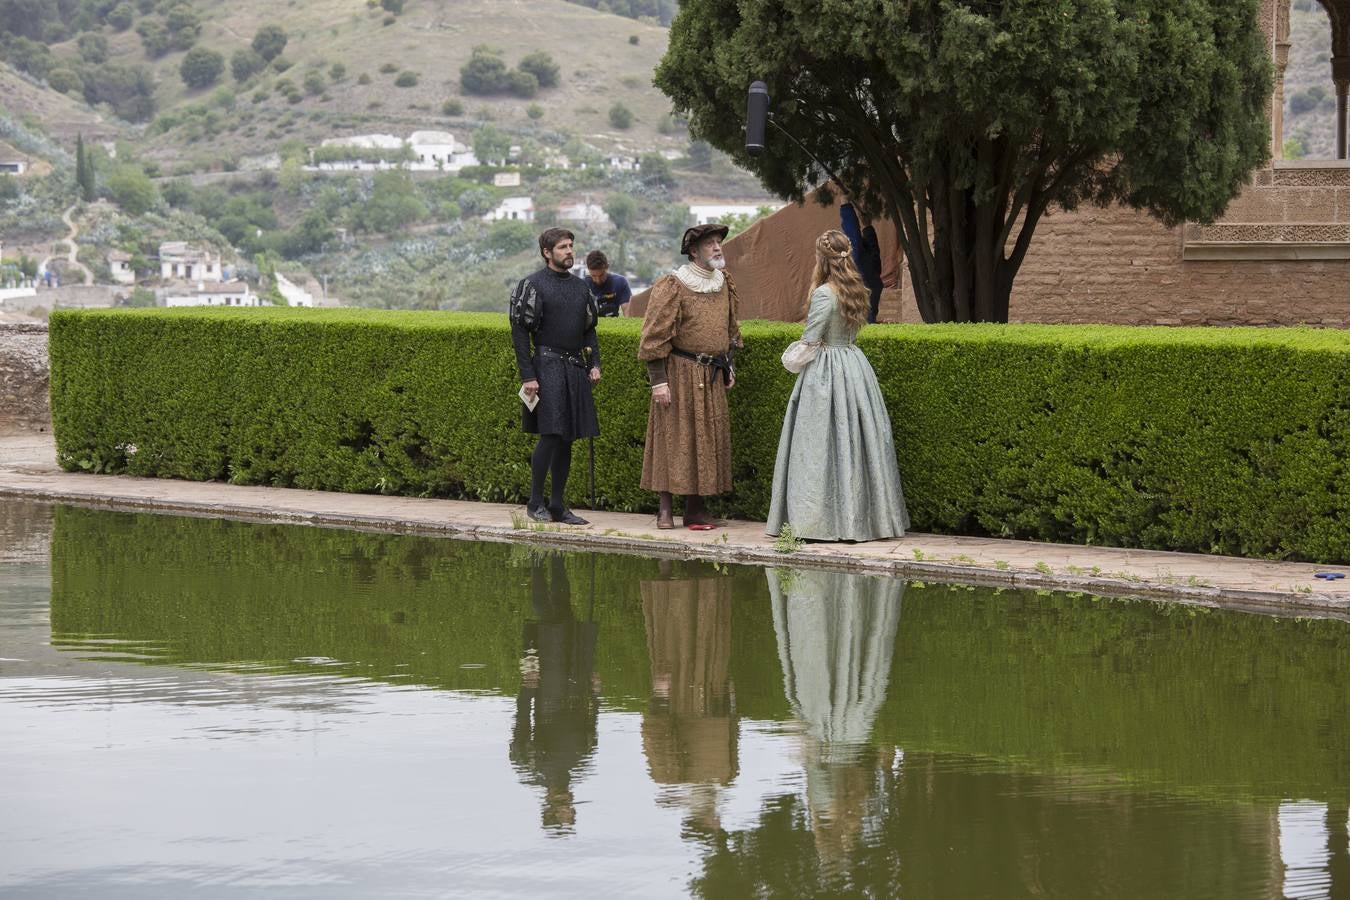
655, 0, 1274, 323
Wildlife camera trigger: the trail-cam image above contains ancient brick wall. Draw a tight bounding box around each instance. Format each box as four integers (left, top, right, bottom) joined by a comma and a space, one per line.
0, 324, 50, 433
883, 176, 1350, 327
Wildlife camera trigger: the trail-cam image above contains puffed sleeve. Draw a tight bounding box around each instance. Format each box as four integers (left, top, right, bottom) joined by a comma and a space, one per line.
800, 285, 834, 344
638, 276, 680, 385
725, 272, 743, 351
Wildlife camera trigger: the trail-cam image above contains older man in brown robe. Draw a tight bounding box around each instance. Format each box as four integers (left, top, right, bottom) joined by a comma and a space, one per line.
638, 223, 743, 529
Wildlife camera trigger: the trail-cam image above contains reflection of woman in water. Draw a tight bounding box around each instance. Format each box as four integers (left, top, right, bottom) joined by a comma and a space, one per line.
509, 552, 600, 833
768, 567, 904, 867
640, 562, 738, 832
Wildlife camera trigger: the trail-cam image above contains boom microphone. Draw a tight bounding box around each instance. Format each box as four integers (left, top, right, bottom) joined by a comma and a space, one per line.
745, 81, 769, 156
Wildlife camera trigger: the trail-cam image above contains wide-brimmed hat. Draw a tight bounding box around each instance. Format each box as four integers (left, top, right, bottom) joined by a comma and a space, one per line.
680, 222, 730, 256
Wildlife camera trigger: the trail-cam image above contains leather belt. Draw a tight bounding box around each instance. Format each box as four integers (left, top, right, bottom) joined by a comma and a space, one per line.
538, 346, 588, 368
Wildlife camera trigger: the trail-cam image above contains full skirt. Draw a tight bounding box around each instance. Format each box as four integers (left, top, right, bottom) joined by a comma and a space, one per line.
765, 345, 909, 541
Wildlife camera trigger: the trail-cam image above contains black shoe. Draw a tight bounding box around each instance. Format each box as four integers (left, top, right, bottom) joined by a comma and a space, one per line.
526, 503, 554, 523
550, 508, 589, 526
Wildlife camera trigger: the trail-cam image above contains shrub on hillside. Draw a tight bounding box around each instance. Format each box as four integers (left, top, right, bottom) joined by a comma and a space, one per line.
394, 70, 419, 88
252, 24, 288, 62
505, 69, 537, 98
165, 4, 199, 51
107, 2, 135, 30
460, 46, 508, 95
442, 98, 464, 116
517, 51, 559, 88
77, 32, 108, 64
180, 47, 225, 90
47, 67, 83, 94
608, 102, 633, 129
135, 18, 171, 58
231, 48, 264, 82
105, 165, 158, 215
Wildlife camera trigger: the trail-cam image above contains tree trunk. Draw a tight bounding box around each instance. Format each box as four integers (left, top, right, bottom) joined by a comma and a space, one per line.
889, 179, 1016, 324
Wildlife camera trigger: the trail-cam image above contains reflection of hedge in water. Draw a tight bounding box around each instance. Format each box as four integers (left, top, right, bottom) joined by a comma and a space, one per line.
49, 506, 1350, 800
48, 507, 788, 715
882, 589, 1350, 802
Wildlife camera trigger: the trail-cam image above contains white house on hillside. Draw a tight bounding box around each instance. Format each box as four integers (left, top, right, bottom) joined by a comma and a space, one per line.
275, 272, 315, 307
409, 131, 456, 168
107, 249, 135, 285
604, 155, 639, 171
314, 132, 478, 172
159, 242, 223, 282
483, 197, 535, 223
164, 281, 259, 307
558, 200, 610, 227
0, 159, 27, 175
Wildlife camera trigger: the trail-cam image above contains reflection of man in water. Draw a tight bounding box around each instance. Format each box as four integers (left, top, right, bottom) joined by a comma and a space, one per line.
768, 567, 904, 868
640, 562, 738, 832
510, 552, 600, 833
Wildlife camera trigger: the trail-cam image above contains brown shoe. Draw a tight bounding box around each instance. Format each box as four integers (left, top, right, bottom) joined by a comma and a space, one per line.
682, 494, 714, 527
657, 492, 675, 530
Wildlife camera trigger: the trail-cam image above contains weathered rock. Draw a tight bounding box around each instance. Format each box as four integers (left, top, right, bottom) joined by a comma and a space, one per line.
0, 324, 50, 434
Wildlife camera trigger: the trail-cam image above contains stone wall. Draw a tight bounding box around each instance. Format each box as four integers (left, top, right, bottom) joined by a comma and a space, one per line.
0, 324, 50, 434
887, 186, 1350, 327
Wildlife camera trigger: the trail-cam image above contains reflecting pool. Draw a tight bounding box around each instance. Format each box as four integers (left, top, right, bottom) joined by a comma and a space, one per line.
2, 502, 1349, 898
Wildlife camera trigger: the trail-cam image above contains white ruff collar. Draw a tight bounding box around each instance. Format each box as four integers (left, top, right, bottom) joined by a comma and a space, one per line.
674, 263, 724, 294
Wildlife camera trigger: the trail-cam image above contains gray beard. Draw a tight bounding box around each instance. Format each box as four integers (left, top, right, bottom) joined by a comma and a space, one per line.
706, 257, 726, 270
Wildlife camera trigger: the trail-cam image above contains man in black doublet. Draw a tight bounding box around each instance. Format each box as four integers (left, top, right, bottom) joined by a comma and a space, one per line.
509, 228, 601, 525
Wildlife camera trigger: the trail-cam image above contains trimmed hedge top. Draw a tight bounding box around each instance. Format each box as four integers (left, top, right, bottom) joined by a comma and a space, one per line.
49, 307, 1350, 562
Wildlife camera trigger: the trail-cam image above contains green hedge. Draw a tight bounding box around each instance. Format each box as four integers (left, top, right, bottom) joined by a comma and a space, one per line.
49, 308, 1350, 561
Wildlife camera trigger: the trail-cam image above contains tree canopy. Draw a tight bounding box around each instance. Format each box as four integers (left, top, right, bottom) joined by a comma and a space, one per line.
179, 46, 224, 90
655, 0, 1274, 322
251, 23, 288, 62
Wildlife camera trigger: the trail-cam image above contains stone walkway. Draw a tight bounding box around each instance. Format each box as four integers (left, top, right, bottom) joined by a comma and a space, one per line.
2, 431, 1347, 617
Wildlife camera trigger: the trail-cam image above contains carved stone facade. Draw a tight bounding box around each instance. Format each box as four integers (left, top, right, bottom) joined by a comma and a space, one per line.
888, 0, 1350, 327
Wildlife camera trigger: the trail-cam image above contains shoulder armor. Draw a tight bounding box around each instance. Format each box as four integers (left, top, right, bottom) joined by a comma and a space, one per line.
509, 276, 541, 332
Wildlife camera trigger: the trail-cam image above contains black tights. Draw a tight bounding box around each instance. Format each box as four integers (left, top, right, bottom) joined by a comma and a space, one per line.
530, 434, 573, 511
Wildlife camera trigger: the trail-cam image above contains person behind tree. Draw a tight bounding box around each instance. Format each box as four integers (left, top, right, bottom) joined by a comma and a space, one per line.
837, 192, 884, 324
584, 250, 631, 317
509, 228, 601, 525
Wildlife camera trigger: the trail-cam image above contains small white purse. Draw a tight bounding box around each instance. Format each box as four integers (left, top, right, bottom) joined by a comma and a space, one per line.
780, 340, 819, 374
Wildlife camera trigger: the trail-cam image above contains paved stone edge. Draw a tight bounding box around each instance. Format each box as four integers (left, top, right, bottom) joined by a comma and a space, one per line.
4, 483, 1348, 620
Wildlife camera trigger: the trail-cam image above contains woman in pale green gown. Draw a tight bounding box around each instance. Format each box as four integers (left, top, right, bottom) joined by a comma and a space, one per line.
765, 229, 909, 542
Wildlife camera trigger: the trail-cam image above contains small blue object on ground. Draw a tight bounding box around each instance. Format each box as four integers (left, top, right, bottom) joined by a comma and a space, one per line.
1313, 572, 1346, 580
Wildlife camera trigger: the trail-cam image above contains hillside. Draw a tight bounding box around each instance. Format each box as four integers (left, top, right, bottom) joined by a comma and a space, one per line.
59, 0, 695, 171
1282, 0, 1338, 159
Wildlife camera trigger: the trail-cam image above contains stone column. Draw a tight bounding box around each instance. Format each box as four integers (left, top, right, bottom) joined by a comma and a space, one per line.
1273, 41, 1291, 160
1335, 58, 1350, 160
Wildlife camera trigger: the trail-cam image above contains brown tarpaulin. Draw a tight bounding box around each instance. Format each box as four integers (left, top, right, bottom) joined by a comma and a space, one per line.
628, 194, 905, 322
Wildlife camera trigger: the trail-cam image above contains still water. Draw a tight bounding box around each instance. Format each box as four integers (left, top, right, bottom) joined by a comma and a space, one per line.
2, 501, 1349, 899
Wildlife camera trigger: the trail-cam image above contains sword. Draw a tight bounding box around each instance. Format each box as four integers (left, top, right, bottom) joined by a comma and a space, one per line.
588, 436, 596, 511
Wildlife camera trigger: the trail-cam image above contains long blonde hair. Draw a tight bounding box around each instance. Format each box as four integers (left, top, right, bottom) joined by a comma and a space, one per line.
811, 229, 870, 330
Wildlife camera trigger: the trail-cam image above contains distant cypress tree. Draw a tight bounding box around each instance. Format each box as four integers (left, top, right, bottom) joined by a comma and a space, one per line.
75, 134, 96, 202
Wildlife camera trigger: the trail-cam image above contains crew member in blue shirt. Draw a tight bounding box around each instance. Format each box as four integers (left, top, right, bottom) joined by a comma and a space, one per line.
584, 250, 631, 317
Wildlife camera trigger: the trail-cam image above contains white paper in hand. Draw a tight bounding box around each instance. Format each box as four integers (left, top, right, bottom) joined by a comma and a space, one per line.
518, 384, 539, 412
